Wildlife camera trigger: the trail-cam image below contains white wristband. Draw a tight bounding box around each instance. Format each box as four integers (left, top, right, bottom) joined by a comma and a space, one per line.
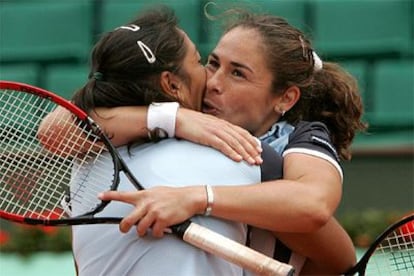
147, 102, 179, 138
204, 185, 214, 216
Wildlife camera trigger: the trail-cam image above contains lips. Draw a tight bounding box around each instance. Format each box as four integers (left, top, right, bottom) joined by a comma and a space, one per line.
202, 99, 219, 115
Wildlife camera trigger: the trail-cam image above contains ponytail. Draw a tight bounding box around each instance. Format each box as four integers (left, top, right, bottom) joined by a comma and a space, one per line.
286, 62, 367, 160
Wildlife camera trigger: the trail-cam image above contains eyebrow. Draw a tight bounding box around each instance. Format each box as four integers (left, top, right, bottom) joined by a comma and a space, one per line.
210, 52, 254, 73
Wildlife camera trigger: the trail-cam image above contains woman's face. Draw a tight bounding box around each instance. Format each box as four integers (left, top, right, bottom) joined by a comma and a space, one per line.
203, 27, 281, 136
176, 30, 206, 111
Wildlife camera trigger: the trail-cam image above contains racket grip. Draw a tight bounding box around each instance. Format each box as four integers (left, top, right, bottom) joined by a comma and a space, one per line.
182, 222, 295, 276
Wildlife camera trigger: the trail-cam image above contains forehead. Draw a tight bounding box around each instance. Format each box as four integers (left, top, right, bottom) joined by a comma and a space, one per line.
215, 27, 268, 69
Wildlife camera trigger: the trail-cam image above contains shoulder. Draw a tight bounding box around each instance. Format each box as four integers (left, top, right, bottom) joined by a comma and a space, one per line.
290, 121, 331, 142
285, 121, 342, 178
287, 121, 339, 160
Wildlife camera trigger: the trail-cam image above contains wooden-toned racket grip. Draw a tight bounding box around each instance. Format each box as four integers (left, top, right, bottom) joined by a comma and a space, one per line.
183, 222, 295, 276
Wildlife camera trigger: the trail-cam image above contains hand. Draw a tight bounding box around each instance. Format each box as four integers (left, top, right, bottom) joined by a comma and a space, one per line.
38, 106, 105, 157
98, 186, 205, 238
175, 108, 263, 165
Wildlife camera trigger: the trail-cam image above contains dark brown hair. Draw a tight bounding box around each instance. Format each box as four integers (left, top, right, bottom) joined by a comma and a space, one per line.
224, 12, 367, 160
72, 6, 188, 113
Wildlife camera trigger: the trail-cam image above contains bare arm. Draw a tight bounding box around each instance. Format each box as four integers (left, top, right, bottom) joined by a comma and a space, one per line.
276, 220, 356, 274
208, 154, 341, 232
89, 106, 149, 146
100, 144, 342, 233
39, 105, 262, 164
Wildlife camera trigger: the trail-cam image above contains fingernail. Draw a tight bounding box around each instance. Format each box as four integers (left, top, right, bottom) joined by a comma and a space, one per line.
248, 157, 255, 164
257, 146, 263, 152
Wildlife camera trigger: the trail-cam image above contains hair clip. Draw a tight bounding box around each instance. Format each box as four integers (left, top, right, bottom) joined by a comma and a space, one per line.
137, 41, 156, 64
115, 24, 140, 32
312, 51, 323, 71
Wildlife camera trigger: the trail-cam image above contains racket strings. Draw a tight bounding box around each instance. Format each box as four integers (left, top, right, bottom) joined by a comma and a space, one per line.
1, 93, 51, 213
366, 220, 414, 275
0, 89, 115, 221
52, 118, 116, 214
1, 92, 70, 218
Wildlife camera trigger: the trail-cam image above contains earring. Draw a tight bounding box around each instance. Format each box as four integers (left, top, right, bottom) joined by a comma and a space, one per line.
275, 106, 285, 116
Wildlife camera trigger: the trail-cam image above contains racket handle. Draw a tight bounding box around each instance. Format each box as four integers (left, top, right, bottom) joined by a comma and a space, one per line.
182, 222, 295, 276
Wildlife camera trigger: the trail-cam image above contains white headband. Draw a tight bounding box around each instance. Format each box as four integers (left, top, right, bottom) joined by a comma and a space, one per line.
312, 51, 323, 71
115, 24, 156, 64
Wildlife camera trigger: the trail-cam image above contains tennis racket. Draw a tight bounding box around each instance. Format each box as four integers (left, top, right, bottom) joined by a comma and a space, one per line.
345, 213, 414, 275
0, 81, 294, 276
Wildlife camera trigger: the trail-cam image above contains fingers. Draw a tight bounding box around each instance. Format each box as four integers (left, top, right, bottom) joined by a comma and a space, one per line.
122, 205, 169, 238
139, 213, 167, 238
120, 207, 145, 234
98, 191, 149, 234
98, 191, 138, 204
98, 190, 171, 238
176, 108, 262, 165
211, 124, 263, 165
113, 200, 167, 237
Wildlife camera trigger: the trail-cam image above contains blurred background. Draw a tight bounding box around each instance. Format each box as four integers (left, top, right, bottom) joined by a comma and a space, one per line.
0, 0, 413, 275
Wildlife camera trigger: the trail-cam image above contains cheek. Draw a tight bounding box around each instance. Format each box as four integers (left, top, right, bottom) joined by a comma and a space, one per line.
225, 87, 251, 110
227, 88, 269, 119
218, 92, 249, 124
188, 82, 204, 110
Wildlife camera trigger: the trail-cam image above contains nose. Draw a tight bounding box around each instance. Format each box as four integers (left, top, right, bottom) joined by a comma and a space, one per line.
206, 69, 223, 95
